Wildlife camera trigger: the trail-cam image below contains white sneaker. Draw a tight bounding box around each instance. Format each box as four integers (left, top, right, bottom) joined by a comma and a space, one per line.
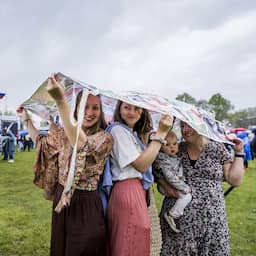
164, 212, 180, 233
8, 159, 14, 163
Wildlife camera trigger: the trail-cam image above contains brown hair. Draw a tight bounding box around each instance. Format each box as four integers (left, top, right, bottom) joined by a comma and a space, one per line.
113, 100, 152, 144
166, 130, 178, 140
74, 91, 107, 135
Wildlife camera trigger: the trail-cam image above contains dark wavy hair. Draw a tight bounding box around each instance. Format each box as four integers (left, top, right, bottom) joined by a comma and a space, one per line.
113, 100, 152, 144
74, 91, 107, 135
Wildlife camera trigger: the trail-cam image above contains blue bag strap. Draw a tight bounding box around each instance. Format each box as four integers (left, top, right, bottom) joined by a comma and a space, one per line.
106, 122, 154, 189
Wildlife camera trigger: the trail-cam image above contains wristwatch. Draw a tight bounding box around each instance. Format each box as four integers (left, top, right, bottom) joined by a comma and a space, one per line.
234, 153, 245, 158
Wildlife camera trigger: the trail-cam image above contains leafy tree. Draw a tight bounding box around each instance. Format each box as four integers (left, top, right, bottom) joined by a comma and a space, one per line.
208, 93, 234, 121
227, 111, 248, 128
175, 92, 255, 127
176, 93, 196, 104
196, 99, 212, 112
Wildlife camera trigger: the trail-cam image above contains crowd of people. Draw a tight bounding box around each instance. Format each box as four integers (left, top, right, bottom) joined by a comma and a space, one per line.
0, 129, 34, 163
15, 74, 246, 256
17, 134, 34, 152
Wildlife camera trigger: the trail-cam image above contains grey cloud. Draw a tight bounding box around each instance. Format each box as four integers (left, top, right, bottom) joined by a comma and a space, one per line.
0, 0, 256, 111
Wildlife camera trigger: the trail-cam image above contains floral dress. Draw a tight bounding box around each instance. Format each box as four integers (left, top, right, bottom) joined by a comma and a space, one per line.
154, 140, 233, 256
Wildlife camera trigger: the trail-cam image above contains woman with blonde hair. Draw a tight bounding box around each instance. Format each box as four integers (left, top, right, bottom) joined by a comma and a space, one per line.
17, 75, 113, 256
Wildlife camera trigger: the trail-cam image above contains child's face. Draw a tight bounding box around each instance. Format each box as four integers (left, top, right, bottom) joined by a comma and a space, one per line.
161, 135, 178, 156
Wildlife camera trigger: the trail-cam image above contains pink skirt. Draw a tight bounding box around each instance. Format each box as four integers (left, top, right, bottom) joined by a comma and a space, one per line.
107, 178, 150, 256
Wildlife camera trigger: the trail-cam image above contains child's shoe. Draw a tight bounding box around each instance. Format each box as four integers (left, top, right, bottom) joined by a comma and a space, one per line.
164, 212, 180, 233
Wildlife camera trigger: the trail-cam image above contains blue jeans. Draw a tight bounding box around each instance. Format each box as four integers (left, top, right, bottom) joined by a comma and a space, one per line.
3, 144, 8, 160
9, 149, 14, 160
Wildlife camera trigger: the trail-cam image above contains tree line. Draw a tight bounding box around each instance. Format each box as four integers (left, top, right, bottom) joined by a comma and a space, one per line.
176, 92, 255, 128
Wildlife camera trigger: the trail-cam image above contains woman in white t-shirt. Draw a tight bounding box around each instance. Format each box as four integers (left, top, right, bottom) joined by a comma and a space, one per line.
107, 100, 173, 256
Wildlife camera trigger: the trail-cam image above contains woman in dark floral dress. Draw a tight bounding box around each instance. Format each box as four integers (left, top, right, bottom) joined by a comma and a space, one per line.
17, 74, 113, 256
154, 121, 244, 256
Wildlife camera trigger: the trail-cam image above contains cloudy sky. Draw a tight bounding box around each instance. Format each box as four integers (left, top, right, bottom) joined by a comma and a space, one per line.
1, 0, 256, 113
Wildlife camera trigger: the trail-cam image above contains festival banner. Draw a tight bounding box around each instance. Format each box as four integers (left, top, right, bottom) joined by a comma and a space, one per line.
21, 72, 231, 144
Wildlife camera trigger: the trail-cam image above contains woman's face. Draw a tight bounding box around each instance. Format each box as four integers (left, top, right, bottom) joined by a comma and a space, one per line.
82, 95, 101, 128
180, 122, 198, 142
119, 103, 143, 128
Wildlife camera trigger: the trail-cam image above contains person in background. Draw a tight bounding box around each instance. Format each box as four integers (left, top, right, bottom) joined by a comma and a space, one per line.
154, 121, 244, 256
17, 74, 113, 256
236, 131, 252, 168
250, 129, 256, 160
107, 100, 173, 256
17, 135, 24, 152
23, 134, 31, 151
1, 127, 9, 160
1, 127, 15, 163
6, 128, 16, 163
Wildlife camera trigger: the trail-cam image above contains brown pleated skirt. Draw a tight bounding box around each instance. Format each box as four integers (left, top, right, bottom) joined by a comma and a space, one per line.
50, 184, 106, 256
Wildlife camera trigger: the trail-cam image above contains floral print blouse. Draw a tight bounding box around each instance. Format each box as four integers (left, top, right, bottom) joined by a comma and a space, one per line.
33, 122, 113, 200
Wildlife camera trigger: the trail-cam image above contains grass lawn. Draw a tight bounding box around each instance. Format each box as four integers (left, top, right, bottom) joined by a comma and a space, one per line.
0, 151, 256, 255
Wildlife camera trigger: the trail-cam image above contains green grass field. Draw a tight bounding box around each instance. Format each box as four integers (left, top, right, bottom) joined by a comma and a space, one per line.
0, 151, 256, 255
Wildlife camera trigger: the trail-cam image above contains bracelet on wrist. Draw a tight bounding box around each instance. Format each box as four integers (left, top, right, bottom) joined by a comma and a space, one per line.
150, 134, 167, 146
234, 153, 245, 158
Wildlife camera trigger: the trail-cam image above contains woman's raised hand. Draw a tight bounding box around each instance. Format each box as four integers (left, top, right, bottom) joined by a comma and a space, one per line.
157, 114, 174, 134
16, 106, 29, 122
226, 134, 244, 154
46, 74, 65, 103
232, 137, 244, 154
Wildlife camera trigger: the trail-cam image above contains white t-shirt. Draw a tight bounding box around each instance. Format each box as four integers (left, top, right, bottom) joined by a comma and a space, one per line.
110, 125, 143, 181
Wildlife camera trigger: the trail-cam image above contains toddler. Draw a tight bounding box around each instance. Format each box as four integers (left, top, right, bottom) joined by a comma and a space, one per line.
154, 131, 192, 233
